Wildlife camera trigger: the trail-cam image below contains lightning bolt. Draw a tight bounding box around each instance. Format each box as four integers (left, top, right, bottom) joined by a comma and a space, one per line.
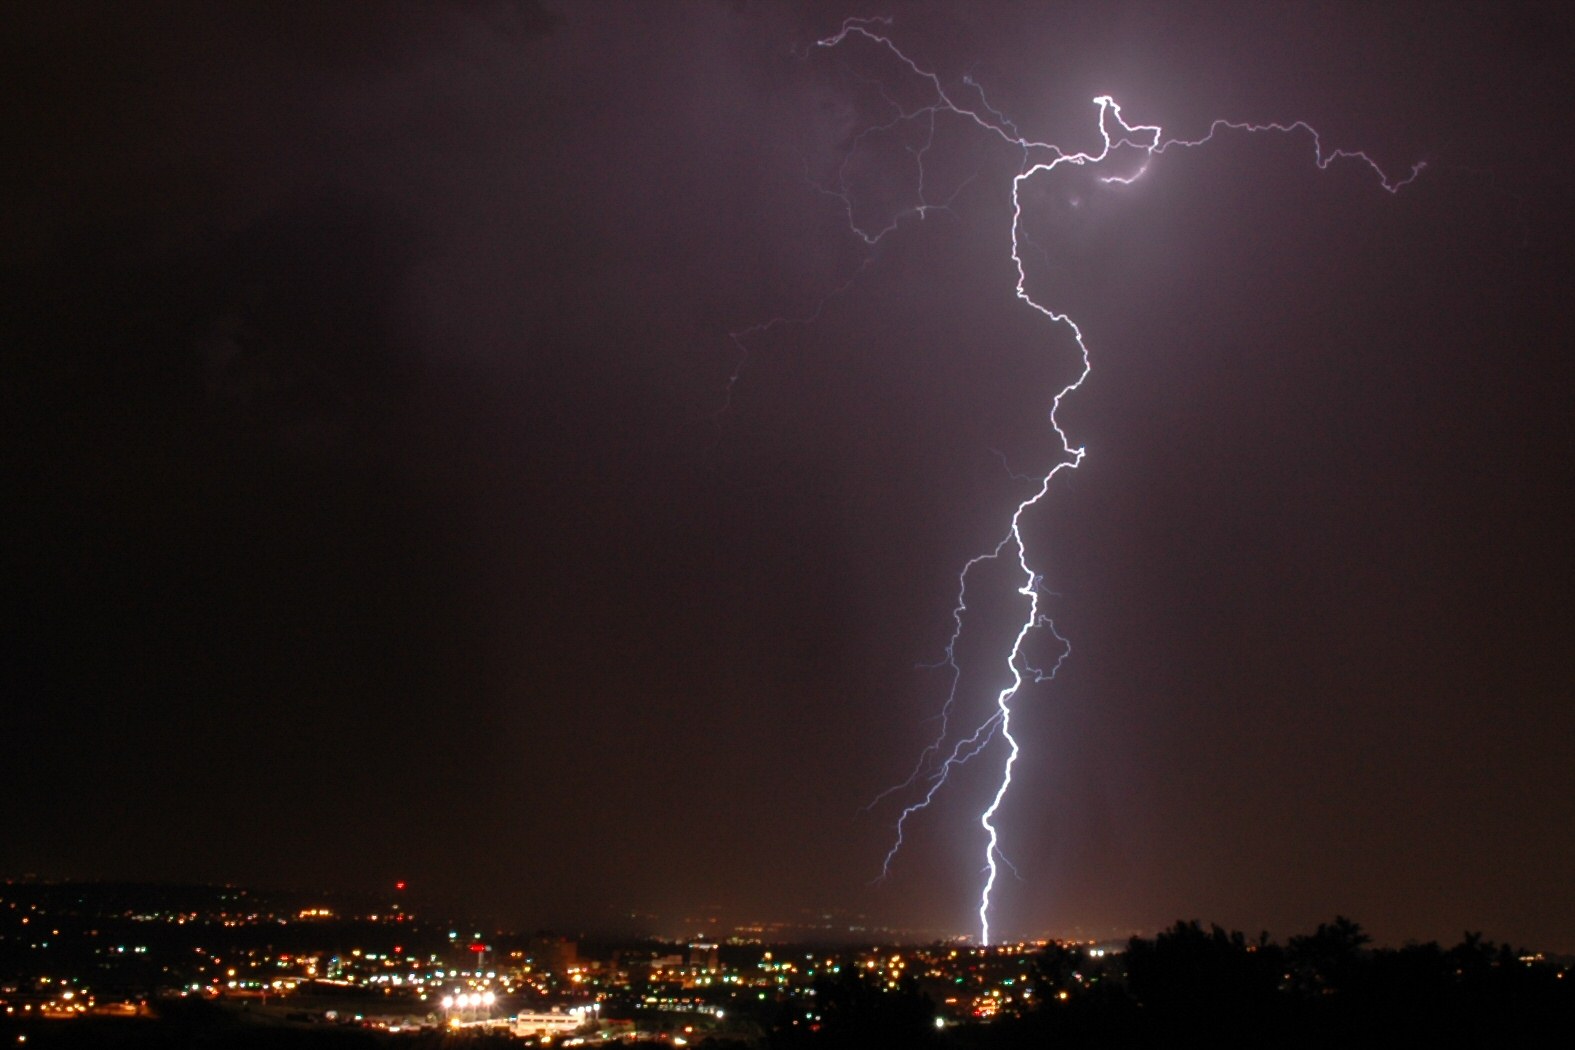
736, 16, 1422, 945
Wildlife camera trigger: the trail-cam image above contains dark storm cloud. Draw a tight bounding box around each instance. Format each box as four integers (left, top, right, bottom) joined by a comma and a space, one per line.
5, 0, 1572, 951
1, 0, 858, 922
2, 0, 566, 881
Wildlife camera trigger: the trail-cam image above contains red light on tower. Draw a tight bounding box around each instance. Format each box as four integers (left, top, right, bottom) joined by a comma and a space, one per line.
395, 881, 406, 891
468, 943, 489, 953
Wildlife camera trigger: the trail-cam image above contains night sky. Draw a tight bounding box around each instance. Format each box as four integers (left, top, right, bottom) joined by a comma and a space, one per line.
5, 1, 1572, 950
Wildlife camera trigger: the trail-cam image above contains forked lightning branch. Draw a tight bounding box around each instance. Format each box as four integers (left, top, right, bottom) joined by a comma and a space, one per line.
729, 16, 1422, 945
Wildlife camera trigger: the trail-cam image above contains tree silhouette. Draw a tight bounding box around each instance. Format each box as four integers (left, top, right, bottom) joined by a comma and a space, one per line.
1124, 920, 1286, 1043
772, 967, 939, 1050
1287, 915, 1370, 995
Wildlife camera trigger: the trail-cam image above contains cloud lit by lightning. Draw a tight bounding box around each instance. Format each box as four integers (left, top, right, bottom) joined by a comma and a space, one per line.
730, 16, 1422, 945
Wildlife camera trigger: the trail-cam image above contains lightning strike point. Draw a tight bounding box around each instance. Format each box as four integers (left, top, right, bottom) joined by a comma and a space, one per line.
753, 18, 1423, 945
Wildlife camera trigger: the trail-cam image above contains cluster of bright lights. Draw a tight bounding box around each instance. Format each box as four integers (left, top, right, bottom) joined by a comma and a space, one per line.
441, 989, 497, 1010
734, 17, 1422, 945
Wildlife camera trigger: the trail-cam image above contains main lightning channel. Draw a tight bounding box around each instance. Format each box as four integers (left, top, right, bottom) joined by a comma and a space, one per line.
787, 17, 1421, 945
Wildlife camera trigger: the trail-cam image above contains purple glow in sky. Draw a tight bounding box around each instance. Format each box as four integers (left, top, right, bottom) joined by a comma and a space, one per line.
739, 16, 1425, 945
4, 0, 1572, 950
